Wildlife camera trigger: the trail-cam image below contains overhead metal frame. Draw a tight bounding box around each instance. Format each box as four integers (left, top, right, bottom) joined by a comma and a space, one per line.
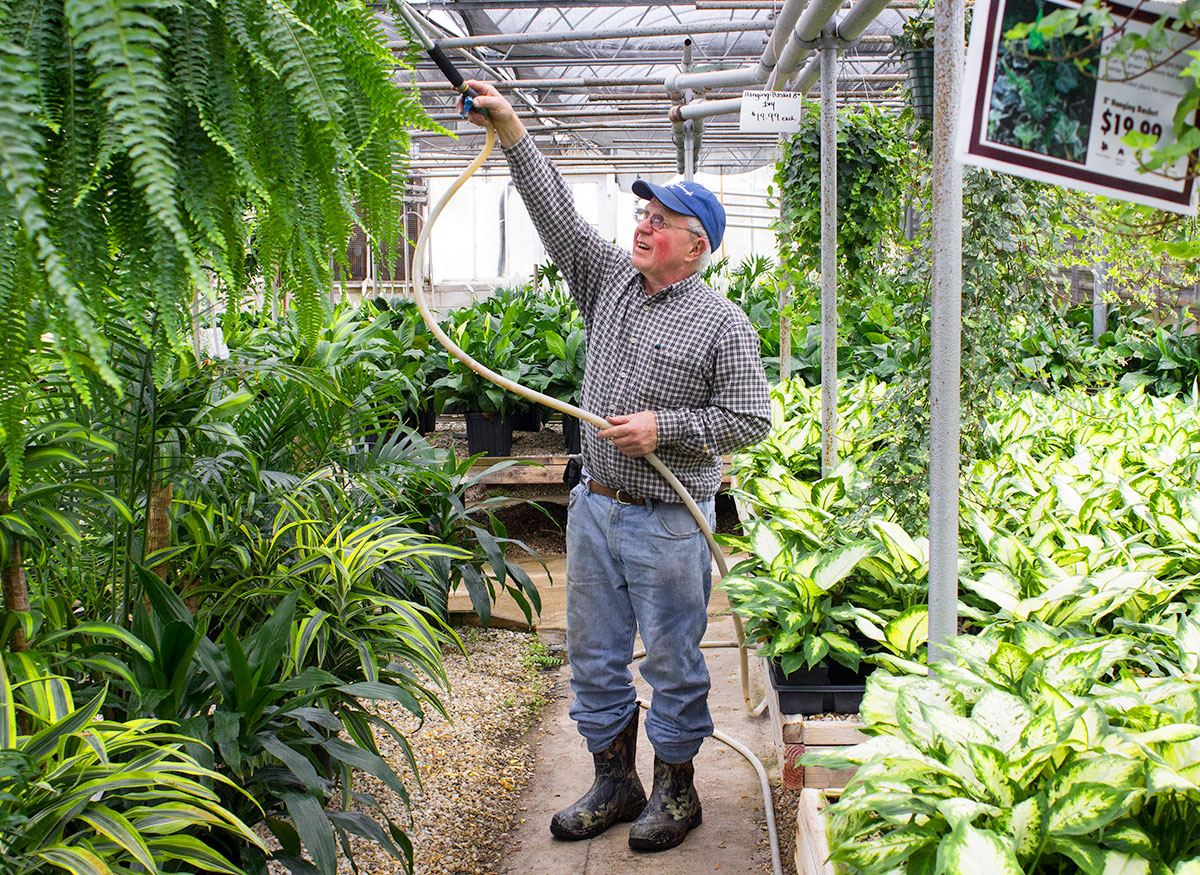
391, 0, 914, 174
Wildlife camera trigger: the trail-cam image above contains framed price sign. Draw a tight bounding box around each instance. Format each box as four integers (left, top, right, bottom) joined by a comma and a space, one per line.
959, 0, 1200, 214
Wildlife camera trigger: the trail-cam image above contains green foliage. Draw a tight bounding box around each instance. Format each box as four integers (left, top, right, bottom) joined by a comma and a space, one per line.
726, 379, 1200, 674
0, 0, 439, 487
814, 622, 1200, 874
111, 573, 429, 875
0, 652, 264, 874
774, 103, 910, 295
433, 284, 586, 415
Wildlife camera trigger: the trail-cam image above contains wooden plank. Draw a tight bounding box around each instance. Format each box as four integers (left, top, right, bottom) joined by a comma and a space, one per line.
801, 764, 858, 791
795, 789, 836, 875
468, 456, 571, 485
466, 455, 735, 486
783, 718, 867, 746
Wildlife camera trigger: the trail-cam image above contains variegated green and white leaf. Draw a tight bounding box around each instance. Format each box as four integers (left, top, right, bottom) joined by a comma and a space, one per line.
935, 821, 1022, 875
1047, 783, 1127, 836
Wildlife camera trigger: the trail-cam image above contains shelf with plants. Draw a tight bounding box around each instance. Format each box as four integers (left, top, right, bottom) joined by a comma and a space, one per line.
431, 282, 586, 456
725, 378, 1200, 685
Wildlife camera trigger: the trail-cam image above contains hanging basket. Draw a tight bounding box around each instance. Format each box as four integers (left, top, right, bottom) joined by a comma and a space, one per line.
903, 48, 935, 120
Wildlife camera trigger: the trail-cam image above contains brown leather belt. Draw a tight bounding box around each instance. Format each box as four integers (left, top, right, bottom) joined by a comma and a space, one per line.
587, 480, 646, 505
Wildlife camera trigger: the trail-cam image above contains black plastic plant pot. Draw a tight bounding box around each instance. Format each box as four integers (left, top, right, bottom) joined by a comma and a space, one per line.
465, 411, 513, 456
402, 405, 439, 435
768, 658, 870, 715
563, 414, 582, 454
510, 404, 542, 432
904, 49, 934, 119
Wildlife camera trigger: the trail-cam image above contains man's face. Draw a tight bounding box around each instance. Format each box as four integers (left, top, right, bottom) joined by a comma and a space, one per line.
631, 198, 704, 279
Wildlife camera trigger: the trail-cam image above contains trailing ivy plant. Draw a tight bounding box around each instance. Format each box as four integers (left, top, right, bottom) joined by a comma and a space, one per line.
774, 102, 911, 297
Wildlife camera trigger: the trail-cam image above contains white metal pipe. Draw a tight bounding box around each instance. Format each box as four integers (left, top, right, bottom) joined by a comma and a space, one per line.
927, 0, 964, 662
769, 0, 845, 88
408, 19, 769, 50
820, 28, 839, 476
664, 0, 810, 93
670, 97, 742, 121
837, 0, 900, 41
1093, 261, 1109, 341
789, 55, 819, 92
406, 75, 661, 89
666, 65, 768, 93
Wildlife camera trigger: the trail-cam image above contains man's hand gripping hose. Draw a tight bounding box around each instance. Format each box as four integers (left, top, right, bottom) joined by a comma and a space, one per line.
406, 96, 783, 875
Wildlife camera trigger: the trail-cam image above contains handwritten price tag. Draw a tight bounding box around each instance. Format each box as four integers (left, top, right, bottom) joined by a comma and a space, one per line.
739, 91, 804, 133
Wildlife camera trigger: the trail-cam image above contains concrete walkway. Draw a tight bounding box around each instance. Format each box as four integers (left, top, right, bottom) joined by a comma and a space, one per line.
452, 551, 783, 875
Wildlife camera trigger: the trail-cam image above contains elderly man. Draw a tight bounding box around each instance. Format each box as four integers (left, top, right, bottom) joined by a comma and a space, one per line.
461, 81, 771, 852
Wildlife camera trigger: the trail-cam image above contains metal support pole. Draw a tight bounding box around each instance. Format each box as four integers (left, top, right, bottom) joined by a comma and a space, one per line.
819, 27, 839, 477
927, 0, 964, 661
683, 39, 695, 181
1093, 260, 1108, 342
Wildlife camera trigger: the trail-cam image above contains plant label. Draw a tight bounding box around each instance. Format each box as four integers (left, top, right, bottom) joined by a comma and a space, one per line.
959, 0, 1200, 214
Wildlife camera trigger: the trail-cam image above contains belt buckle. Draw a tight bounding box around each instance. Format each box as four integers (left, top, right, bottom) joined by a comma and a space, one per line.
614, 489, 635, 505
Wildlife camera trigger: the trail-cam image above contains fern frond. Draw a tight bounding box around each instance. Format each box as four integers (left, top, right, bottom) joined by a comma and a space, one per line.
63, 0, 210, 297
0, 39, 109, 401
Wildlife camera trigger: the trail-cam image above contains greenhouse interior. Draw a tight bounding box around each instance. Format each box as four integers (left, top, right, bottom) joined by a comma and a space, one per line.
3, 0, 1200, 871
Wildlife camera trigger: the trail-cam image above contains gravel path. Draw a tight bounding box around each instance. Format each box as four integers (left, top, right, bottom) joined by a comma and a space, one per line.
327, 628, 558, 875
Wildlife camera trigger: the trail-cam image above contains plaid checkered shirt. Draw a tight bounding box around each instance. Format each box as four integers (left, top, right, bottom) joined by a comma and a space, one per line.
504, 135, 771, 502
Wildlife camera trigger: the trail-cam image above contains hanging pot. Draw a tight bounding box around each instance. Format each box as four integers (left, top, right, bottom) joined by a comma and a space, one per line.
903, 48, 935, 120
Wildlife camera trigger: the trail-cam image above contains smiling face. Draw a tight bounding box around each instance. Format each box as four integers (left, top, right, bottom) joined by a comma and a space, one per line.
631, 198, 708, 294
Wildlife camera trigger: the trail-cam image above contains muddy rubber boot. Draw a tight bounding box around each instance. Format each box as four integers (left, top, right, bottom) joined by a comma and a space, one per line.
627, 755, 702, 852
550, 712, 647, 840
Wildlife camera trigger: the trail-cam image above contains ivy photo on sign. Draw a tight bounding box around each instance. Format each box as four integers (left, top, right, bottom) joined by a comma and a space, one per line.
986, 0, 1099, 163
959, 0, 1200, 213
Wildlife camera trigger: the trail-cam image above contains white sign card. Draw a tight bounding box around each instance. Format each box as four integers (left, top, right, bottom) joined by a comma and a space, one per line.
958, 0, 1200, 214
739, 90, 805, 133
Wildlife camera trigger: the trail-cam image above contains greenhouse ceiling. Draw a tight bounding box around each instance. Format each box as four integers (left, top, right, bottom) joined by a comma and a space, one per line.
388, 0, 916, 176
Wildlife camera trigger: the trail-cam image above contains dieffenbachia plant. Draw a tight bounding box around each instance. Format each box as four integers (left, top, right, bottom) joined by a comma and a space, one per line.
810, 617, 1200, 874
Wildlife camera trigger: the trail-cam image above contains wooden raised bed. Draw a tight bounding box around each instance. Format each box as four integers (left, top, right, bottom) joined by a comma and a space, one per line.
762, 659, 867, 791
796, 789, 837, 875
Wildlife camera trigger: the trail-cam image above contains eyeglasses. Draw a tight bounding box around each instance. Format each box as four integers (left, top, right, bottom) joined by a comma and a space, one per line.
634, 207, 703, 237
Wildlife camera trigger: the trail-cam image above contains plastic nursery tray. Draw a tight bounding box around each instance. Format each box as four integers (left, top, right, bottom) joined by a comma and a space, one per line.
768, 660, 867, 716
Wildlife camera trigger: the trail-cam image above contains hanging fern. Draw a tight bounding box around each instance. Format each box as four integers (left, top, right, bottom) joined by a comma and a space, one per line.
0, 0, 442, 490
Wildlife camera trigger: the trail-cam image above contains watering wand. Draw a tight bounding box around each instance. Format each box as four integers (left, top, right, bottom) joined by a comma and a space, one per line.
396, 1, 483, 116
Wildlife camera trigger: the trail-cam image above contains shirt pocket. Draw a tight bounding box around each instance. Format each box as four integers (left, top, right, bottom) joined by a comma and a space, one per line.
643, 342, 710, 408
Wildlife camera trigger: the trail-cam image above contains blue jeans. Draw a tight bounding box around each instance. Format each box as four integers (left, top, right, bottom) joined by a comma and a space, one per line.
564, 475, 716, 764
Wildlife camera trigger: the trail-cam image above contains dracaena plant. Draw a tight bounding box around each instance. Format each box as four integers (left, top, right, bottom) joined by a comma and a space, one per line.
809, 616, 1200, 874
0, 652, 264, 874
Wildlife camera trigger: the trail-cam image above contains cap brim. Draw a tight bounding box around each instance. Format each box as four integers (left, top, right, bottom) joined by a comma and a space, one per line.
632, 179, 695, 220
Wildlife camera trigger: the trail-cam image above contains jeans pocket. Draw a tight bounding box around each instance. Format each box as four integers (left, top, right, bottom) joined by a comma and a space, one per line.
652, 501, 704, 539
567, 482, 584, 512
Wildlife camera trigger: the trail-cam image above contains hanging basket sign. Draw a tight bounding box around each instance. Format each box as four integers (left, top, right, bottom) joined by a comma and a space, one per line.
958, 0, 1200, 214
739, 90, 805, 133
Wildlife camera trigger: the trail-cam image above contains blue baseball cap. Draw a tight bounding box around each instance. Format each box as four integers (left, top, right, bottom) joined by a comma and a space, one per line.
631, 179, 725, 250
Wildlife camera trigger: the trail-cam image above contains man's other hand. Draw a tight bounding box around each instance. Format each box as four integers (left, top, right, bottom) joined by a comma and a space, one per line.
598, 411, 658, 458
